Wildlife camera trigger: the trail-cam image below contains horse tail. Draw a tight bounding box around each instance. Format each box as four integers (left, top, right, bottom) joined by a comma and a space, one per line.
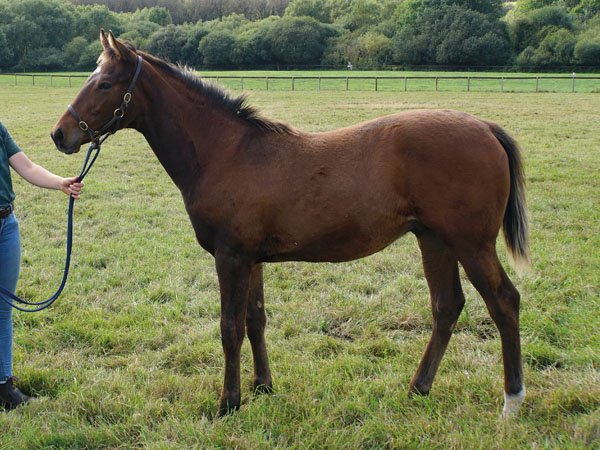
489, 123, 531, 273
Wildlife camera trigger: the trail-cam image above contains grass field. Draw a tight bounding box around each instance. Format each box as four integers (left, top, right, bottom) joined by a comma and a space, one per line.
0, 82, 598, 448
2, 69, 600, 93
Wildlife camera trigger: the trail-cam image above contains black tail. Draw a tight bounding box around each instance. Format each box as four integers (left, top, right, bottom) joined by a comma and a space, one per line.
489, 124, 531, 272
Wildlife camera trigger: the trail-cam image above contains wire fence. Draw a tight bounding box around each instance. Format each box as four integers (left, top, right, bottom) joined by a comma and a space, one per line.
1, 73, 599, 93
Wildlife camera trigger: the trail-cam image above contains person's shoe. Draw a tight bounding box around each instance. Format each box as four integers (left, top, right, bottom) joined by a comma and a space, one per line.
0, 376, 31, 410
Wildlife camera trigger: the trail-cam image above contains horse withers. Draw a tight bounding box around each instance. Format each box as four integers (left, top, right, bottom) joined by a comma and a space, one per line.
51, 30, 530, 418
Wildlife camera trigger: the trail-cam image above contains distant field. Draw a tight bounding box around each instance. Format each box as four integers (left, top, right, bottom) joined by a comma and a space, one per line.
2, 69, 600, 93
0, 84, 598, 448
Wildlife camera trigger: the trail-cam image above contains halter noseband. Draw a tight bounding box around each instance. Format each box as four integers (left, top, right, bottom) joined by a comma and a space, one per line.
68, 55, 143, 144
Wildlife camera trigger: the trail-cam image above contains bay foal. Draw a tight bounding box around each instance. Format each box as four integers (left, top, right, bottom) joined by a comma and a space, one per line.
52, 31, 529, 417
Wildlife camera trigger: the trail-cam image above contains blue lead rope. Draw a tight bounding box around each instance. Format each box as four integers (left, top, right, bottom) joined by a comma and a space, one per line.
0, 139, 102, 312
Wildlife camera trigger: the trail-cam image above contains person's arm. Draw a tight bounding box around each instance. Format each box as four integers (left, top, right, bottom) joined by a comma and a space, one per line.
8, 152, 83, 198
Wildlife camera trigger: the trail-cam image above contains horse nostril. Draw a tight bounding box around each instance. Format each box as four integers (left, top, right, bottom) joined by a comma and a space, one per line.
52, 128, 64, 145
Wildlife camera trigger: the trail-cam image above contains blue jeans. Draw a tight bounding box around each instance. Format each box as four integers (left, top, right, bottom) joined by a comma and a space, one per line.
0, 213, 20, 382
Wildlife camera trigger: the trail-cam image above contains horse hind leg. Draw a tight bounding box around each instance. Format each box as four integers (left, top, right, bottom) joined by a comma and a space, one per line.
409, 231, 465, 396
457, 244, 525, 417
246, 264, 273, 393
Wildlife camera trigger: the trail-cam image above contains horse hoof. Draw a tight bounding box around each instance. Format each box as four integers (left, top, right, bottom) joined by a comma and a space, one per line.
253, 382, 274, 395
408, 384, 430, 397
216, 402, 239, 417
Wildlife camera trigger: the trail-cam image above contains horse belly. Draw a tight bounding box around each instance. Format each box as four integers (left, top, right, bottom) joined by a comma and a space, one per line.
261, 209, 417, 263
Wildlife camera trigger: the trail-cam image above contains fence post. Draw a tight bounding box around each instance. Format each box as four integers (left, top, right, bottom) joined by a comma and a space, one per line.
14, 75, 17, 86
404, 77, 407, 92
319, 77, 321, 90
467, 77, 470, 92
266, 77, 268, 90
292, 77, 294, 91
501, 77, 504, 92
435, 77, 438, 91
572, 74, 575, 93
241, 77, 243, 90
32, 75, 35, 86
536, 77, 539, 92
375, 77, 378, 91
50, 75, 53, 87
346, 77, 349, 91
69, 76, 72, 88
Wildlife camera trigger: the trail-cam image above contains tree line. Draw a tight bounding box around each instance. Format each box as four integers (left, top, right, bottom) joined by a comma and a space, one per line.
0, 0, 599, 72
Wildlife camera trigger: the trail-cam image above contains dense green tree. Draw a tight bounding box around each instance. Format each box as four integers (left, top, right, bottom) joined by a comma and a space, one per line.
179, 22, 210, 67
73, 4, 122, 42
531, 6, 574, 29
422, 0, 504, 16
574, 38, 600, 63
198, 29, 237, 66
573, 0, 600, 20
333, 0, 383, 31
63, 36, 89, 67
516, 28, 577, 67
0, 0, 77, 69
0, 28, 14, 68
233, 17, 279, 65
77, 40, 104, 69
395, 0, 504, 25
147, 6, 172, 26
285, 0, 332, 22
323, 30, 391, 65
18, 47, 64, 71
392, 4, 510, 66
1, 0, 599, 71
119, 20, 161, 48
145, 24, 189, 63
515, 0, 555, 15
3, 17, 46, 60
510, 6, 574, 51
266, 16, 339, 65
12, 0, 76, 48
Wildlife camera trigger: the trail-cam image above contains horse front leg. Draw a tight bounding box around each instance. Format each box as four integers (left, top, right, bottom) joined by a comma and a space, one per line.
246, 264, 273, 393
215, 249, 252, 416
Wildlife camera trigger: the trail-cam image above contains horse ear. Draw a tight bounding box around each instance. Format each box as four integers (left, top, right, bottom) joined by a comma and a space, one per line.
107, 30, 122, 59
100, 28, 109, 50
107, 30, 136, 62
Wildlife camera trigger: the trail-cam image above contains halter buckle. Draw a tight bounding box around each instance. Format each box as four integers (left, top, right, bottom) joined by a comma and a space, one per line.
123, 92, 132, 104
113, 108, 124, 118
78, 121, 89, 132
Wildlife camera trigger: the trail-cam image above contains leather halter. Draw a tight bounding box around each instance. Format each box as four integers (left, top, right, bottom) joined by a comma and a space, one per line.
68, 55, 143, 144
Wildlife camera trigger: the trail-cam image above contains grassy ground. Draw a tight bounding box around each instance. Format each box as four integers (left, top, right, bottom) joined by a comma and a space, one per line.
0, 83, 598, 449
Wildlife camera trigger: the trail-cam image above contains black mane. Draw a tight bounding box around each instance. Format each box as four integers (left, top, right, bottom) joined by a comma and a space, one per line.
138, 51, 297, 135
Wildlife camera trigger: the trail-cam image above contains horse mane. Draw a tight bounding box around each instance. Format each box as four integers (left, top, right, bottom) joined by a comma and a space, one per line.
100, 44, 296, 136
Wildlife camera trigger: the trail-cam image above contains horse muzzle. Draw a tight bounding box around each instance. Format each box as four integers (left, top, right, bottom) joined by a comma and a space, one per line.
51, 127, 82, 154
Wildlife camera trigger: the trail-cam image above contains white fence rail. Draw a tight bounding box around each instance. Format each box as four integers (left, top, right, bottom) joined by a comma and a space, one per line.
2, 73, 599, 93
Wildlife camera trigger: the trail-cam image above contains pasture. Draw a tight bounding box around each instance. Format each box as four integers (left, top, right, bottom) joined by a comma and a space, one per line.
0, 83, 598, 448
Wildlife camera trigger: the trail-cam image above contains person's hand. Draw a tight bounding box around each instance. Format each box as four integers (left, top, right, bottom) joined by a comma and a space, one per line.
60, 177, 84, 199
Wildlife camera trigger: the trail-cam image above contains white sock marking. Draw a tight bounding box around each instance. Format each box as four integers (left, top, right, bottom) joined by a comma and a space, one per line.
503, 386, 526, 418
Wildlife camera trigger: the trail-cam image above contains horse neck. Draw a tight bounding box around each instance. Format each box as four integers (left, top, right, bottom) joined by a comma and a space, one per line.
132, 64, 247, 195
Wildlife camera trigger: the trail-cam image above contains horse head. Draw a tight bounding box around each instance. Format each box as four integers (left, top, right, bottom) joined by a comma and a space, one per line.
51, 29, 142, 154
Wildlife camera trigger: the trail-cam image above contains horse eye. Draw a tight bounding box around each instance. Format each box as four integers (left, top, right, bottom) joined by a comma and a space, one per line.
98, 82, 112, 91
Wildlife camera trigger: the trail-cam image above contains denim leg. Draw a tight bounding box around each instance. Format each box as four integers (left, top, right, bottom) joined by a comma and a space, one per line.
0, 214, 21, 382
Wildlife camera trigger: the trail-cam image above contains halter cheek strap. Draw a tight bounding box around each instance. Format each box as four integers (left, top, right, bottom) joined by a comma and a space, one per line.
68, 55, 143, 144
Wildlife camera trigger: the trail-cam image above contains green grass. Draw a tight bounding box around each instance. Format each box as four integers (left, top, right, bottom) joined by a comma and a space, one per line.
2, 69, 600, 93
0, 83, 598, 449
